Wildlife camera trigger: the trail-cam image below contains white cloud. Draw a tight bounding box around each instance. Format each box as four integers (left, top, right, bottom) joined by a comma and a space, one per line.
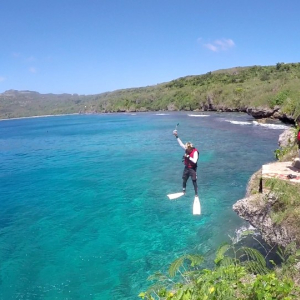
29, 67, 37, 73
204, 38, 235, 52
204, 44, 218, 52
0, 76, 5, 82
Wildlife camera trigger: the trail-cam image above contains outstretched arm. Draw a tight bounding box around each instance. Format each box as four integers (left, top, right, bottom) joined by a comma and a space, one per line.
173, 130, 186, 150
176, 137, 186, 150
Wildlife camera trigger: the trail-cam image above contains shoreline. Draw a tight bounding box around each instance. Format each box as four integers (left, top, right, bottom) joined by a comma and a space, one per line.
0, 110, 295, 127
0, 113, 80, 122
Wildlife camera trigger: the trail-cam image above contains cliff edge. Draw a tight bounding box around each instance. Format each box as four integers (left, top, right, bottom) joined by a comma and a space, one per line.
233, 128, 300, 247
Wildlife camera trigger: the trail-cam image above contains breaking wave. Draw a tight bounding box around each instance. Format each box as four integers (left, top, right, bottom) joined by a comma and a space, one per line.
253, 121, 290, 130
226, 120, 252, 125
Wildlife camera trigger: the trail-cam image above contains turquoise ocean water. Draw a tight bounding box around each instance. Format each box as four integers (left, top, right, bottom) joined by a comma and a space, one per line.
0, 112, 289, 299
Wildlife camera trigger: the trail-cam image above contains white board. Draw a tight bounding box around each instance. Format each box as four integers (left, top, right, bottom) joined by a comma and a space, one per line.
167, 192, 184, 200
193, 196, 201, 215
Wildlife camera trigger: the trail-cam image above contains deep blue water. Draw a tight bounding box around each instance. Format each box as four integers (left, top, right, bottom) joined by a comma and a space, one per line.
0, 112, 288, 299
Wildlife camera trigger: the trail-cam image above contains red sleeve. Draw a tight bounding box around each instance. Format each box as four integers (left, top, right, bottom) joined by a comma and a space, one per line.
298, 130, 300, 141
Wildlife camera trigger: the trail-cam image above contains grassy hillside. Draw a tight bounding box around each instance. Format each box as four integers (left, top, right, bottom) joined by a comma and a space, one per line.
1, 63, 300, 119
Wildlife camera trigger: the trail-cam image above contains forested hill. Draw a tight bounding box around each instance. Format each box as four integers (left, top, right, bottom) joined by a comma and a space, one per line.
1, 62, 300, 120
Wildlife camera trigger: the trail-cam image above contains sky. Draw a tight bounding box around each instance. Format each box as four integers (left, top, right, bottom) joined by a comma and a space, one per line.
1, 0, 300, 95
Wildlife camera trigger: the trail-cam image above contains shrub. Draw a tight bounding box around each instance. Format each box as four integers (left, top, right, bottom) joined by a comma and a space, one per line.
139, 239, 300, 299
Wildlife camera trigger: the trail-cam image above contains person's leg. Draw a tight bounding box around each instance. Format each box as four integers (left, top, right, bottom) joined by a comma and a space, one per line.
182, 167, 189, 194
190, 169, 198, 196
192, 180, 198, 196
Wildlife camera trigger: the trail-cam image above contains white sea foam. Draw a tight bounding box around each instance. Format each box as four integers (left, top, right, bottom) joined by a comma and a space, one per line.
188, 114, 210, 117
226, 120, 252, 125
253, 121, 290, 130
233, 224, 258, 244
155, 113, 169, 115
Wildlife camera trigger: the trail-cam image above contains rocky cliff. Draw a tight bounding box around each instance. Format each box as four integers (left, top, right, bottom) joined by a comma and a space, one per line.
233, 128, 300, 247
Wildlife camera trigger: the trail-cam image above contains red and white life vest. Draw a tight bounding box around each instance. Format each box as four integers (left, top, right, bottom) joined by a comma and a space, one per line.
184, 148, 198, 169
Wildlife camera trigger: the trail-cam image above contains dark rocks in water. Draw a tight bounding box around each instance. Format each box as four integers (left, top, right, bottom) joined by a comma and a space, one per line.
277, 113, 296, 124
246, 106, 279, 119
246, 106, 295, 124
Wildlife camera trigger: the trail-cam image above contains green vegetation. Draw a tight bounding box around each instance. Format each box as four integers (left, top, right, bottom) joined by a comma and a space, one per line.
264, 179, 300, 237
1, 62, 300, 119
139, 238, 300, 299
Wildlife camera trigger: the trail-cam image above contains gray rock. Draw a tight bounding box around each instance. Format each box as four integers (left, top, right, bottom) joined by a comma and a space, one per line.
246, 106, 279, 119
278, 128, 296, 147
233, 194, 295, 247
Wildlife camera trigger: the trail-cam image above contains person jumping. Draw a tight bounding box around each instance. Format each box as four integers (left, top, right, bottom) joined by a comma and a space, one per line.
173, 130, 199, 197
